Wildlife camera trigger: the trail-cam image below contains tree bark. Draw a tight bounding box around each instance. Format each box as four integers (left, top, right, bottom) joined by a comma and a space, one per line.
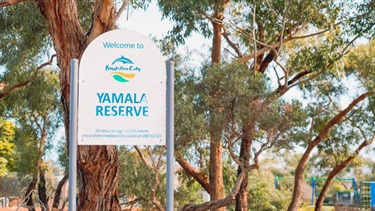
25, 126, 47, 211
38, 166, 49, 211
52, 174, 68, 210
208, 2, 230, 210
209, 135, 225, 211
25, 176, 37, 211
287, 92, 373, 211
77, 145, 120, 210
315, 136, 374, 211
235, 136, 251, 211
175, 153, 210, 193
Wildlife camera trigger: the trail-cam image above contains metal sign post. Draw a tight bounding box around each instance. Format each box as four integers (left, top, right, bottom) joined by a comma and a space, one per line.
69, 59, 78, 211
166, 60, 175, 211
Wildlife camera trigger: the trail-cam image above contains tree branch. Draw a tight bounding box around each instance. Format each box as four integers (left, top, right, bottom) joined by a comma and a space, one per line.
87, 0, 116, 45
0, 0, 27, 7
134, 146, 153, 170
223, 28, 243, 58
0, 80, 30, 100
239, 24, 308, 63
175, 152, 210, 193
114, 0, 130, 24
310, 92, 374, 147
181, 167, 249, 211
36, 54, 56, 70
315, 135, 374, 210
0, 54, 56, 99
227, 137, 242, 167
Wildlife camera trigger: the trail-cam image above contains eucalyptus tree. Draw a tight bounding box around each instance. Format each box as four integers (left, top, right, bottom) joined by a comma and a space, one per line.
0, 1, 150, 209
311, 40, 375, 211
158, 0, 375, 210
8, 68, 62, 210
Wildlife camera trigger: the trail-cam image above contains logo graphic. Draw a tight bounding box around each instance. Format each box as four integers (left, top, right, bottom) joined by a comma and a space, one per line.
105, 56, 141, 83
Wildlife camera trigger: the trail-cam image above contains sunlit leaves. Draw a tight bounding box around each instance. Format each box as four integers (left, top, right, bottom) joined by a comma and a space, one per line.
345, 40, 375, 92
0, 119, 16, 176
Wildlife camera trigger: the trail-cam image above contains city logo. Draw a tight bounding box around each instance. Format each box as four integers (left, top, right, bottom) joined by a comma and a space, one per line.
105, 55, 142, 83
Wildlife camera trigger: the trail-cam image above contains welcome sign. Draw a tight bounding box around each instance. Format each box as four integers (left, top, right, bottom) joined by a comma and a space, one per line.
78, 30, 166, 145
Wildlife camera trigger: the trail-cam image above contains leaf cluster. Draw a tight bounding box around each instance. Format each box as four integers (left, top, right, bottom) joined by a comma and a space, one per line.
0, 1, 50, 70
0, 119, 16, 176
118, 146, 166, 209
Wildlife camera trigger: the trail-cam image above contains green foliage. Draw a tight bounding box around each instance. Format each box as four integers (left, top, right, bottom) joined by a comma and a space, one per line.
345, 40, 375, 92
174, 176, 205, 210
0, 119, 16, 176
0, 172, 23, 196
346, 0, 375, 38
118, 146, 166, 209
4, 69, 63, 177
286, 33, 345, 77
0, 1, 50, 70
248, 169, 291, 211
158, 0, 341, 46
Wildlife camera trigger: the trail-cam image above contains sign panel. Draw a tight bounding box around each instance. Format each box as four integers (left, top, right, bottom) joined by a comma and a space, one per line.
78, 29, 166, 145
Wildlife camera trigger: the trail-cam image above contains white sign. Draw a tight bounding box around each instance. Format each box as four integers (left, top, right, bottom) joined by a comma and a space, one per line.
78, 29, 166, 145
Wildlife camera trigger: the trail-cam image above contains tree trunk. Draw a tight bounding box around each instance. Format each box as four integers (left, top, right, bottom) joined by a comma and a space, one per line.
209, 135, 225, 211
25, 131, 47, 211
315, 137, 374, 211
52, 174, 68, 210
37, 1, 121, 209
77, 145, 120, 210
288, 149, 312, 211
25, 176, 37, 211
208, 2, 230, 210
38, 166, 49, 211
287, 92, 372, 211
235, 136, 251, 211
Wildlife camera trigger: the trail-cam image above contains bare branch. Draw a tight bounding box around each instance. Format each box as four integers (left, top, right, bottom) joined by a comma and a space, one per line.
274, 59, 289, 90
175, 152, 210, 193
223, 28, 243, 58
0, 54, 56, 99
239, 23, 308, 63
134, 146, 153, 170
37, 54, 56, 70
0, 0, 28, 7
291, 22, 342, 40
114, 0, 130, 24
0, 80, 30, 99
273, 66, 283, 87
286, 71, 322, 91
227, 137, 242, 167
342, 34, 360, 55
